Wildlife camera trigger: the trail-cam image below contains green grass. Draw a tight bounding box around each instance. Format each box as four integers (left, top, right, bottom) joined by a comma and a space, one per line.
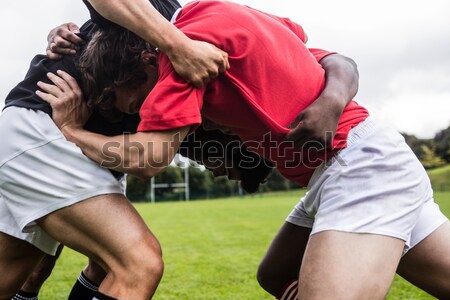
428, 164, 450, 191
40, 191, 449, 299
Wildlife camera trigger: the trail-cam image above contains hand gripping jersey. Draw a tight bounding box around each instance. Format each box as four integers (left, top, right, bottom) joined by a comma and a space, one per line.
137, 1, 369, 186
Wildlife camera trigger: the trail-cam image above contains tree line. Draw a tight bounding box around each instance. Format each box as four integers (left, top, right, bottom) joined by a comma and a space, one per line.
403, 125, 450, 169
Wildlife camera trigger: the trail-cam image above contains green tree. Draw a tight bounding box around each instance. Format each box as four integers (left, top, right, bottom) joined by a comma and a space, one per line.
154, 166, 184, 200
420, 145, 446, 169
265, 169, 293, 191
210, 176, 238, 198
434, 125, 450, 163
189, 167, 214, 199
126, 175, 148, 202
402, 133, 433, 160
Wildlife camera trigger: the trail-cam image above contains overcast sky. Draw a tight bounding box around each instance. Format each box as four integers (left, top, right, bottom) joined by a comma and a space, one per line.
1, 0, 449, 138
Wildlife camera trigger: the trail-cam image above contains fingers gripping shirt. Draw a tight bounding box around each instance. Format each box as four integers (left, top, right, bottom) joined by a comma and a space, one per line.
138, 1, 369, 186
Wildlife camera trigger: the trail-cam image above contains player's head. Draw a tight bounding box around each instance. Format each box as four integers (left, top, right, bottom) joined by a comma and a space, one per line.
79, 27, 158, 114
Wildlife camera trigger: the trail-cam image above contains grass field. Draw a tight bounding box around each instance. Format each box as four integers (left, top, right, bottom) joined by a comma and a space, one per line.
40, 190, 450, 299
428, 164, 450, 191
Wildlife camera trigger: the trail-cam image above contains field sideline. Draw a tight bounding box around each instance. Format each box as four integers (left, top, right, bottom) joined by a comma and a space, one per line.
40, 190, 449, 299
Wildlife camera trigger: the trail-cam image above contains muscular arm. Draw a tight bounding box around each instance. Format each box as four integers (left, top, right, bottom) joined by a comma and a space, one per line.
285, 53, 359, 147
87, 0, 229, 87
88, 0, 183, 52
319, 53, 359, 110
62, 127, 190, 178
36, 70, 190, 178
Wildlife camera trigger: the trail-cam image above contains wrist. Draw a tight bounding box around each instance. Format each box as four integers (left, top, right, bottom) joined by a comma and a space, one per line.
164, 33, 192, 59
61, 125, 83, 142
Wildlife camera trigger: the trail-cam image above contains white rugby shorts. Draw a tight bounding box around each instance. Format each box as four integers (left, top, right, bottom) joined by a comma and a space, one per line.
0, 107, 123, 255
287, 117, 448, 253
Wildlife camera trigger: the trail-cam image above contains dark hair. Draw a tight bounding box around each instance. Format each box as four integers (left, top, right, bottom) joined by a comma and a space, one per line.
79, 28, 156, 114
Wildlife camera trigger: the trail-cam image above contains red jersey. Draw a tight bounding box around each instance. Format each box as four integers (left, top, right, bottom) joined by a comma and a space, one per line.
138, 1, 369, 186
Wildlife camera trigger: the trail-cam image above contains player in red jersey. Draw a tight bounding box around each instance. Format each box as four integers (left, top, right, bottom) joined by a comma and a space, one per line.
38, 1, 450, 299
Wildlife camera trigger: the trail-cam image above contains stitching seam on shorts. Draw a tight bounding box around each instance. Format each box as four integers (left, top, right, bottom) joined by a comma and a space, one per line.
0, 136, 65, 168
18, 185, 123, 230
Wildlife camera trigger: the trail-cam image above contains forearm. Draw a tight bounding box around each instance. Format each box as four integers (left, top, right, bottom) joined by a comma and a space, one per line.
318, 54, 359, 111
62, 127, 178, 178
87, 0, 188, 53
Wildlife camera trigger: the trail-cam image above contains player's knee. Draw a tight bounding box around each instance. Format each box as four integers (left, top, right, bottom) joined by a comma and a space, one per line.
256, 261, 269, 289
256, 260, 278, 295
257, 260, 298, 297
119, 238, 164, 286
138, 242, 164, 280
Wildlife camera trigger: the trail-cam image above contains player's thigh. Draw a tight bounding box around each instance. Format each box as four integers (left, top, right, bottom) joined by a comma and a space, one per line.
299, 230, 404, 300
36, 193, 161, 271
257, 222, 310, 296
397, 221, 450, 300
0, 232, 45, 298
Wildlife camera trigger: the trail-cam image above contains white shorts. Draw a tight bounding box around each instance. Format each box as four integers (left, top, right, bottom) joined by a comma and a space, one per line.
286, 118, 448, 253
0, 107, 123, 255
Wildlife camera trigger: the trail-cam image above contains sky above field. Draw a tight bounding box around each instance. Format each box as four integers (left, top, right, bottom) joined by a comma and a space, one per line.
1, 0, 449, 138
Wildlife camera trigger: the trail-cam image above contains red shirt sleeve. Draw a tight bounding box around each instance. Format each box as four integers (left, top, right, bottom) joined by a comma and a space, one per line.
309, 48, 336, 62
137, 54, 204, 132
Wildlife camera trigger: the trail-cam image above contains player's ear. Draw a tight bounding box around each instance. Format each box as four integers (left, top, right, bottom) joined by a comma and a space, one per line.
140, 50, 158, 66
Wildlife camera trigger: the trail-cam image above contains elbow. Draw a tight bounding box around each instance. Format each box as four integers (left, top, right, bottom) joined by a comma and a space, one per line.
343, 55, 359, 81
129, 155, 171, 179
337, 54, 359, 95
134, 166, 166, 180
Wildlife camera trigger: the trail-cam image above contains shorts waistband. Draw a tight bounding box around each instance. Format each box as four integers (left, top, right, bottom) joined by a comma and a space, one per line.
306, 117, 377, 189
345, 117, 378, 149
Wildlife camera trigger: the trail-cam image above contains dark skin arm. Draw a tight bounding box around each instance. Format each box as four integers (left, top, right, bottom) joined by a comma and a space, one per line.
285, 53, 359, 148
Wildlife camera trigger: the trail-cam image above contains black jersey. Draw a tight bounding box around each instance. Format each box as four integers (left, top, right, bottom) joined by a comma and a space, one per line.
3, 0, 181, 131
3, 0, 180, 179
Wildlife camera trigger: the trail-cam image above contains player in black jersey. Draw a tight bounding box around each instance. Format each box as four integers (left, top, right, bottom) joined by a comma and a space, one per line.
4, 2, 269, 299
0, 0, 230, 299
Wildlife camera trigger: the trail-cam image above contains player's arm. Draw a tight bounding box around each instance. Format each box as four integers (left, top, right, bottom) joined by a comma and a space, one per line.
36, 70, 189, 178
86, 0, 230, 88
285, 53, 359, 148
62, 127, 190, 178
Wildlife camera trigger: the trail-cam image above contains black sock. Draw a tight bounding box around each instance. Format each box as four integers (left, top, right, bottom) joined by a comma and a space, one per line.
11, 290, 38, 300
68, 271, 99, 300
92, 291, 118, 300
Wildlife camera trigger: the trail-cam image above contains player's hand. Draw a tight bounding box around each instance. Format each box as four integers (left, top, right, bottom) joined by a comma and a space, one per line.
167, 39, 230, 88
285, 94, 345, 150
36, 70, 91, 131
46, 23, 84, 59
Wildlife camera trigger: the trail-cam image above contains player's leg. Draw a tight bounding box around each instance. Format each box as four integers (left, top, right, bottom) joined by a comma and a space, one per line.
68, 177, 126, 300
396, 198, 450, 300
68, 259, 108, 299
257, 189, 317, 299
0, 232, 45, 299
397, 222, 450, 299
12, 245, 63, 300
36, 193, 163, 300
0, 108, 161, 299
257, 221, 310, 298
292, 118, 429, 299
299, 231, 404, 300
